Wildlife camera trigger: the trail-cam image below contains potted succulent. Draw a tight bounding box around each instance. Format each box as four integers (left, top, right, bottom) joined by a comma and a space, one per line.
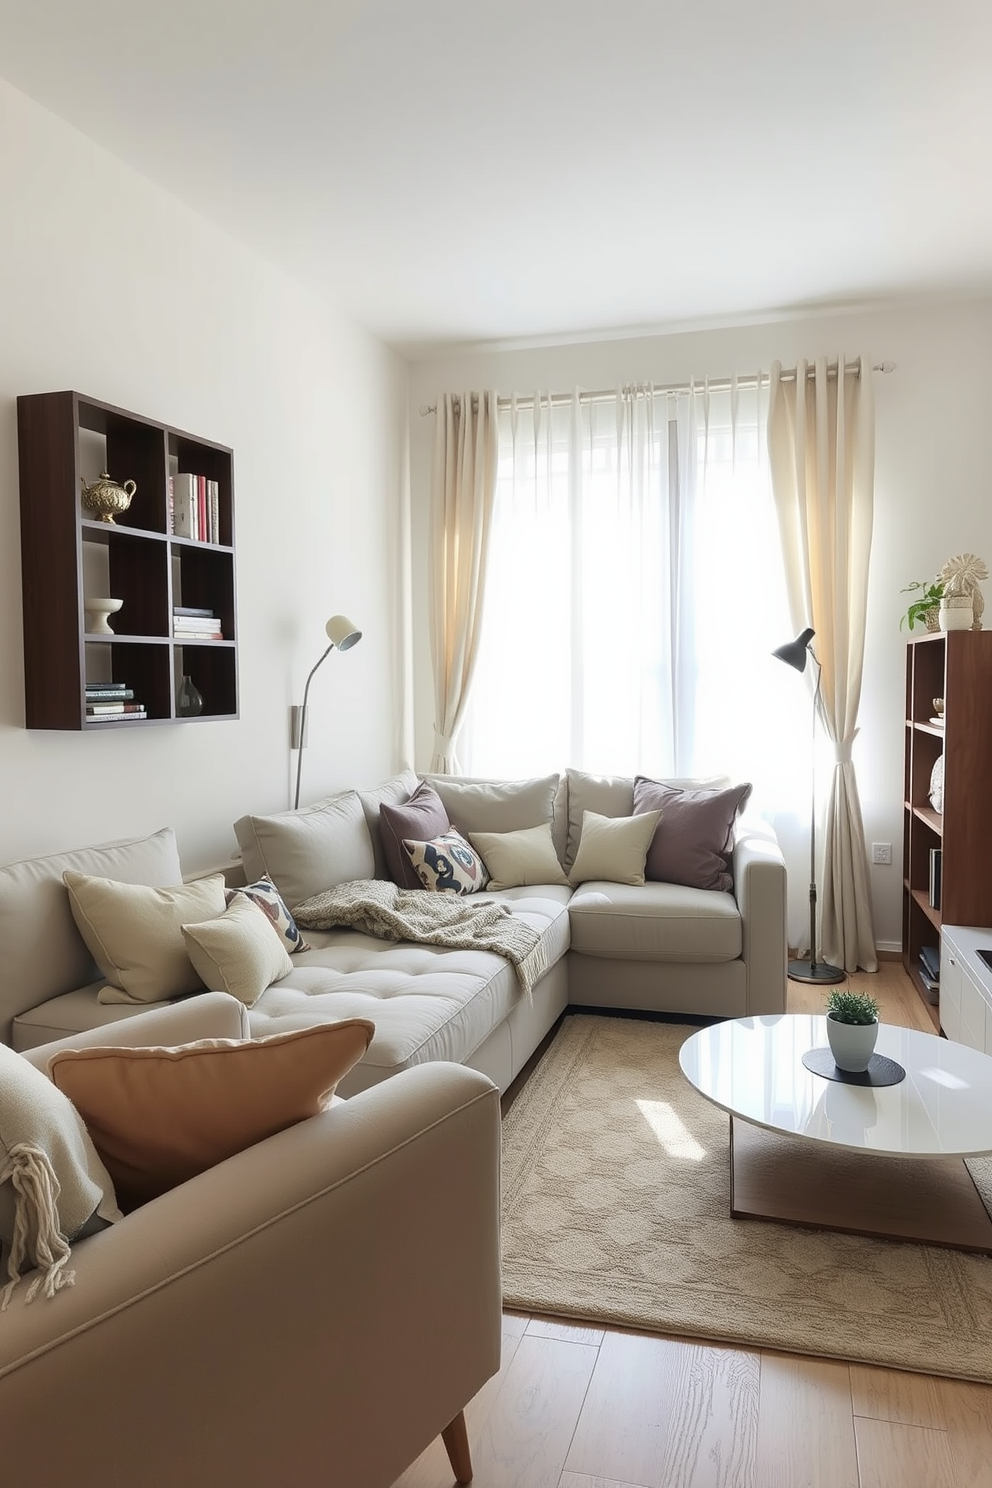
900, 578, 945, 632
824, 988, 880, 1072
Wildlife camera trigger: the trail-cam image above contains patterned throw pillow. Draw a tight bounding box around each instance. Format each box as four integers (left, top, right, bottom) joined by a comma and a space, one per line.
226, 874, 311, 953
402, 830, 491, 895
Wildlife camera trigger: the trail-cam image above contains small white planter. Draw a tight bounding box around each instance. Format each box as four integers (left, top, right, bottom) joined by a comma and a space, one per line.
826, 1014, 878, 1073
940, 595, 973, 631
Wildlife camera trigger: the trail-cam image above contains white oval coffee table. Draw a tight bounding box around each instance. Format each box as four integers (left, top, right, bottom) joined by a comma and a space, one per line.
679, 1014, 992, 1253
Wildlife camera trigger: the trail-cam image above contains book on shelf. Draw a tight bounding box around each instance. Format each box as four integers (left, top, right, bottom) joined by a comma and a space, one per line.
172, 474, 222, 543
919, 942, 941, 982
85, 686, 134, 700
172, 472, 197, 539
86, 702, 146, 715
929, 847, 943, 910
173, 614, 219, 627
87, 709, 148, 721
173, 605, 214, 618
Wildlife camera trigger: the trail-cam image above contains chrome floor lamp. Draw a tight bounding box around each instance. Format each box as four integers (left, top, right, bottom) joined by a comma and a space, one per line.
772, 626, 844, 985
292, 614, 362, 810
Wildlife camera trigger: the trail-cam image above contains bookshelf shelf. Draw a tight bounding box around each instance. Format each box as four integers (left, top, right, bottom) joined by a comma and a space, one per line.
902, 631, 992, 1031
17, 391, 238, 729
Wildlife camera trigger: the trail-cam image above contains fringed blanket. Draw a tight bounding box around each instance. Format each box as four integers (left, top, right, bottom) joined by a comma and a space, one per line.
291, 879, 549, 997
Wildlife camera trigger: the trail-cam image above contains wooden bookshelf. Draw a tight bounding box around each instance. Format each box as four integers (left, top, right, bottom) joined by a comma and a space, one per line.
902, 631, 992, 1028
17, 391, 238, 729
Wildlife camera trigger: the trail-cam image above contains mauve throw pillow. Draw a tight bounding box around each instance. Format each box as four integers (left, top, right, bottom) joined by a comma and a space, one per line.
633, 778, 753, 892
379, 782, 451, 889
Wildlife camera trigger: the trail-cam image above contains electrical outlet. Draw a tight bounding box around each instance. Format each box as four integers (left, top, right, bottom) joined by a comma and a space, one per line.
871, 842, 892, 865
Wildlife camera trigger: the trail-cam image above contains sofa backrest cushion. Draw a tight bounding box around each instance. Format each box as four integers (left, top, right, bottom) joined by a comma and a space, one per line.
356, 770, 420, 879
234, 791, 375, 911
424, 774, 564, 856
0, 828, 184, 1047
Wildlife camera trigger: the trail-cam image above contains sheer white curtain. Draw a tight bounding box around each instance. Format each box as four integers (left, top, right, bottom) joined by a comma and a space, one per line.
459, 382, 805, 820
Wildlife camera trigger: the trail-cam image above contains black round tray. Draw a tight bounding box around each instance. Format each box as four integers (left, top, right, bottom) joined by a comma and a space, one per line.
802, 1047, 906, 1087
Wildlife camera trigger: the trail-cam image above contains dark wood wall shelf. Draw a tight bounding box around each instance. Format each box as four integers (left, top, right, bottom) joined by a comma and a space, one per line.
902, 631, 992, 1029
17, 390, 238, 729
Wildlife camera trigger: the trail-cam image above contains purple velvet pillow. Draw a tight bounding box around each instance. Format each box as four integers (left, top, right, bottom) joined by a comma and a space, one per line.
379, 782, 451, 889
632, 778, 753, 892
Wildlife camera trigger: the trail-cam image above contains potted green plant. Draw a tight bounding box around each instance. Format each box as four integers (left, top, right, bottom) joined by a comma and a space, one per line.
900, 578, 944, 632
825, 988, 880, 1072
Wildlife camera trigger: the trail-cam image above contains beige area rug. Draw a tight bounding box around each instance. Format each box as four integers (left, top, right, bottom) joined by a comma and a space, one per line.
500, 1013, 992, 1381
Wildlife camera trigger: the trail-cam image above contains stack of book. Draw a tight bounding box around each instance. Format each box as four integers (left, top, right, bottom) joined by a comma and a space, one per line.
169, 473, 222, 543
173, 605, 223, 640
85, 682, 147, 722
919, 942, 940, 1004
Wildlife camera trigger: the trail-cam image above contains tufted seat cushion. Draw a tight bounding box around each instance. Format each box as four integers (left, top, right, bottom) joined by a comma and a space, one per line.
567, 880, 741, 962
244, 886, 572, 1094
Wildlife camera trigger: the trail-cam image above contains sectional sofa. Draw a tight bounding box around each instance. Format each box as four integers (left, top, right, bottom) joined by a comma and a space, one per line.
0, 768, 787, 1095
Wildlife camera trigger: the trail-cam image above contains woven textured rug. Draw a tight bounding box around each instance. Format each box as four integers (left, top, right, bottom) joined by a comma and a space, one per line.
500, 1013, 992, 1381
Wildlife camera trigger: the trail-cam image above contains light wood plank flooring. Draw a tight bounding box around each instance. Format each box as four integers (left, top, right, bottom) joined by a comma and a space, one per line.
394, 961, 992, 1488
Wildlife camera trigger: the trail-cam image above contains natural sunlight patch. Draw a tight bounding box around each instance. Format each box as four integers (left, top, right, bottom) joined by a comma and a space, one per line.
635, 1098, 706, 1162
919, 1067, 969, 1091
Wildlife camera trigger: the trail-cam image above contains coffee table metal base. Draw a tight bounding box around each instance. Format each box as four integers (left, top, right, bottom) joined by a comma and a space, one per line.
730, 1117, 992, 1255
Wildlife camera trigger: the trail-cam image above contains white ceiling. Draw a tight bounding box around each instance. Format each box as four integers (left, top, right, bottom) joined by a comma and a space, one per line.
2, 0, 991, 355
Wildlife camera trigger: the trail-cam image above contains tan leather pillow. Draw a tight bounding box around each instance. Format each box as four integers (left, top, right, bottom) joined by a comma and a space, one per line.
48, 1020, 375, 1208
63, 870, 228, 1005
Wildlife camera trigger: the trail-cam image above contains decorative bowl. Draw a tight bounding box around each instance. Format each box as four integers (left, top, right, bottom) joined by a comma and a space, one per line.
84, 597, 123, 636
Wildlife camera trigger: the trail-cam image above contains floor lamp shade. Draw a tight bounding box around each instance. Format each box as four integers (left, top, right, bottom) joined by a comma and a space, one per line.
772, 628, 844, 985
293, 615, 363, 810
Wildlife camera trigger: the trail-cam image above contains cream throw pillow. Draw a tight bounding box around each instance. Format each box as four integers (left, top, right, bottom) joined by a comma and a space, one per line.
182, 894, 293, 1008
63, 871, 228, 1005
49, 1020, 375, 1209
468, 823, 569, 890
568, 810, 662, 886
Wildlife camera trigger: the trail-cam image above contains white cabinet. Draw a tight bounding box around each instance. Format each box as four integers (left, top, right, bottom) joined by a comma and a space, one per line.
941, 925, 992, 1053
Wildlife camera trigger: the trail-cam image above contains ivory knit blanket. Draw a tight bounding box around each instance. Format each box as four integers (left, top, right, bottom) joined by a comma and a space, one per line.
291, 879, 549, 996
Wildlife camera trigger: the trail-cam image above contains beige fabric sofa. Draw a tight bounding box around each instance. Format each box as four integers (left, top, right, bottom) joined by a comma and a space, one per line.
1, 995, 502, 1488
1, 768, 787, 1096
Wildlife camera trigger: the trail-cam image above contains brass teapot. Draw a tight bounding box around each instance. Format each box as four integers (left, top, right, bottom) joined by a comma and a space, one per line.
80, 470, 136, 524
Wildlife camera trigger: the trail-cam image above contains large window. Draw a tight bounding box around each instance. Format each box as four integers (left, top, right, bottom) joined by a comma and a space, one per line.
459, 381, 808, 815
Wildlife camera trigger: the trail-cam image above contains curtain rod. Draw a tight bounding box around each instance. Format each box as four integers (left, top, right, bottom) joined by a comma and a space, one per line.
417, 359, 895, 415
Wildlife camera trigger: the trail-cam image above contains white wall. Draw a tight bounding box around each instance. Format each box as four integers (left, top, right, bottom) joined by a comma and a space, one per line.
408, 299, 992, 952
0, 79, 407, 874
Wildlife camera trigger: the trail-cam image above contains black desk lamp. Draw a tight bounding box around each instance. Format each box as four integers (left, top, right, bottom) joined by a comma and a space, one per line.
772, 627, 844, 985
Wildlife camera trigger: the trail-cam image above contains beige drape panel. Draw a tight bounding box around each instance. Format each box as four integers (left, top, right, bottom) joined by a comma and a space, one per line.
768, 357, 878, 973
429, 392, 499, 773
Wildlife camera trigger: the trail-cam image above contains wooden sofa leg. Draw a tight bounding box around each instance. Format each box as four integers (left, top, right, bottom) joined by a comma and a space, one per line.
441, 1410, 473, 1483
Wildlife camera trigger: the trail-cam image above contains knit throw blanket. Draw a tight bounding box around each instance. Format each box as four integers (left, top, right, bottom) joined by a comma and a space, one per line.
291, 879, 550, 997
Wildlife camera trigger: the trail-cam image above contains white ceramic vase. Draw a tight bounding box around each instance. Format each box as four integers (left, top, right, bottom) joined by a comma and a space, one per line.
84, 597, 123, 635
940, 595, 973, 631
826, 1014, 878, 1073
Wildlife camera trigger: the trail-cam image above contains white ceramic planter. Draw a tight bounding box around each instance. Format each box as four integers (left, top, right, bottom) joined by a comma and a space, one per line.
940, 595, 973, 631
826, 1014, 879, 1072
84, 597, 123, 635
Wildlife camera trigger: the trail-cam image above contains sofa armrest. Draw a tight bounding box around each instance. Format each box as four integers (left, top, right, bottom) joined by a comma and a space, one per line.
19, 990, 251, 1073
733, 815, 788, 1015
0, 1061, 502, 1488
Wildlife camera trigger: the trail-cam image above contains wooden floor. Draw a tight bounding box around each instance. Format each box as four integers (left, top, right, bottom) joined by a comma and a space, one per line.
394, 962, 992, 1488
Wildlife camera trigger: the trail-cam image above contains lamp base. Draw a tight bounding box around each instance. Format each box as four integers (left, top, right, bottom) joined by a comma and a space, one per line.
788, 957, 845, 985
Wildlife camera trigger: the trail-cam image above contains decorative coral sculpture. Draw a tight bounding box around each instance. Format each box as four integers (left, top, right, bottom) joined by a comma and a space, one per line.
938, 553, 987, 630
